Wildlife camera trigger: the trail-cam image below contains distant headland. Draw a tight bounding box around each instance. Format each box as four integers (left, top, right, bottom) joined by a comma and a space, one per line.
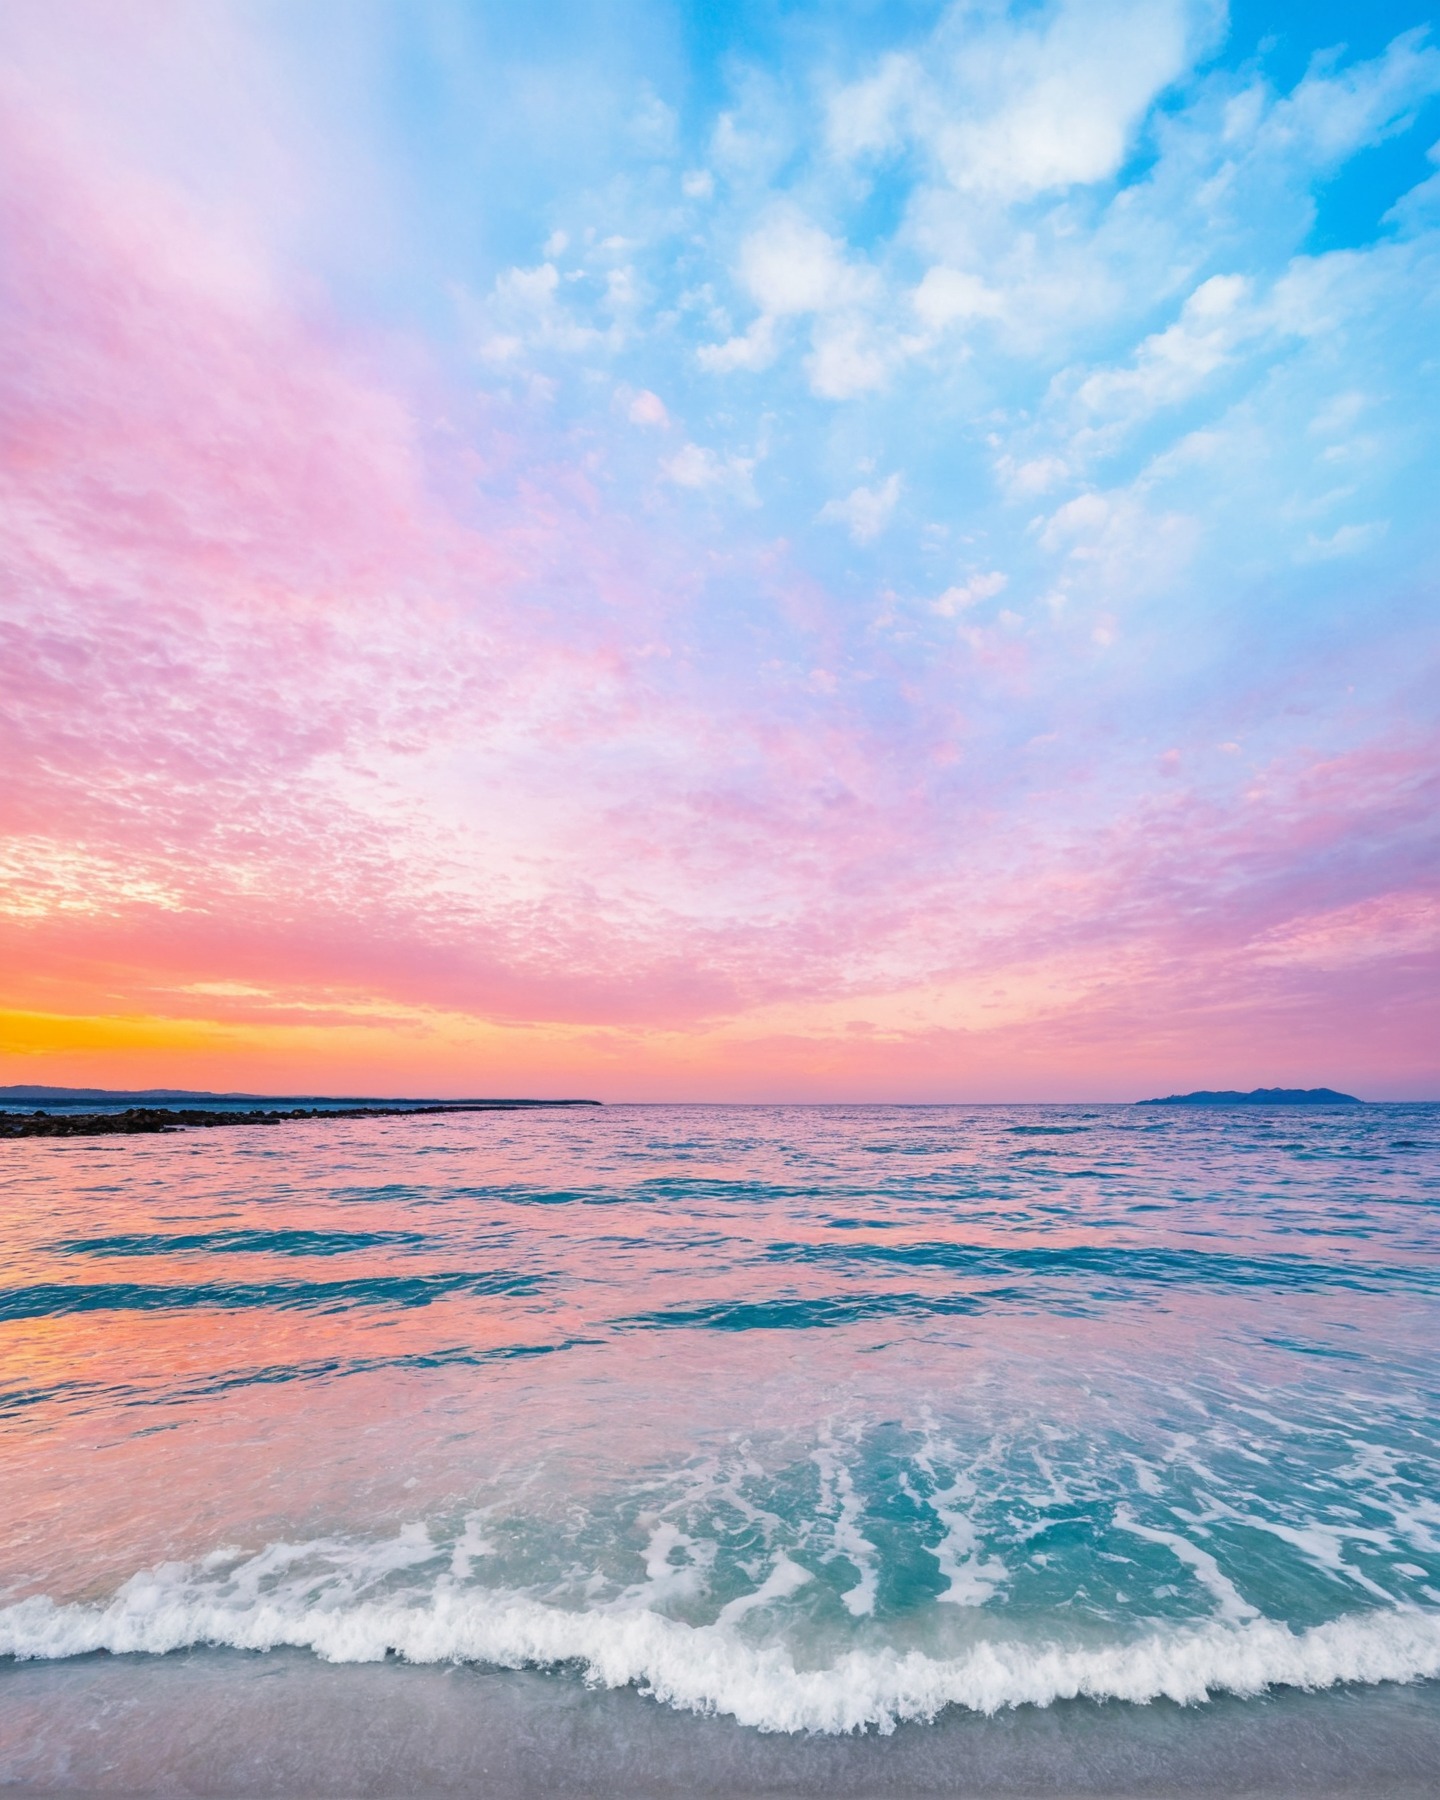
0, 1087, 601, 1139
1137, 1087, 1362, 1107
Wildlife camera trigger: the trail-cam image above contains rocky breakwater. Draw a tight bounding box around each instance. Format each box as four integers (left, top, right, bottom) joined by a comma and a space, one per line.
0, 1101, 597, 1138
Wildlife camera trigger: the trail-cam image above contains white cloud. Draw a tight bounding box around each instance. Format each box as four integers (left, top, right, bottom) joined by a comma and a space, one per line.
682, 168, 715, 199
1053, 250, 1391, 467
1384, 139, 1440, 235
605, 266, 639, 313
697, 315, 778, 374
807, 318, 891, 398
662, 442, 758, 503
820, 473, 902, 543
826, 51, 917, 159
1297, 520, 1389, 561
997, 454, 1069, 498
628, 88, 678, 154
1258, 28, 1440, 170
738, 209, 875, 316
1040, 490, 1116, 553
912, 266, 1004, 331
627, 389, 668, 427
1268, 252, 1373, 339
708, 74, 797, 183
1037, 484, 1199, 611
701, 209, 884, 396
938, 2, 1196, 198
471, 261, 607, 361
497, 262, 560, 308
933, 571, 1008, 616
1308, 391, 1368, 437
1076, 273, 1254, 416
830, 0, 1205, 201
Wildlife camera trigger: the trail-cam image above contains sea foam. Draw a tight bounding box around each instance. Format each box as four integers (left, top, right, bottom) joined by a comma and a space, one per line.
3, 1562, 1438, 1735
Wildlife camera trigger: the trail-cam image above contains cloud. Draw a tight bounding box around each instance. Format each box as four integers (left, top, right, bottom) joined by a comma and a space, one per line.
738, 211, 873, 316
1075, 274, 1256, 418
1297, 521, 1389, 561
932, 572, 1008, 616
829, 0, 1206, 200
912, 266, 1004, 331
825, 51, 918, 160
1256, 27, 1440, 170
1384, 139, 1440, 235
820, 474, 902, 543
696, 314, 778, 373
661, 442, 758, 502
627, 388, 669, 427
468, 234, 644, 367
1040, 491, 1116, 553
1251, 891, 1439, 971
997, 455, 1069, 498
701, 208, 884, 395
807, 318, 892, 398
471, 261, 607, 361
2, 0, 1437, 1097
937, 1, 1199, 198
1037, 485, 1198, 615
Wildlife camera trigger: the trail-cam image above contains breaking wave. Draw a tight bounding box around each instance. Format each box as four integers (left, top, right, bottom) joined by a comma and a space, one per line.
3, 1563, 1438, 1734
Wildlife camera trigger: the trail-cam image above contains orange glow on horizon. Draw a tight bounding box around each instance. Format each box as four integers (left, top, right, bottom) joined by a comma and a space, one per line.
1, 998, 1431, 1105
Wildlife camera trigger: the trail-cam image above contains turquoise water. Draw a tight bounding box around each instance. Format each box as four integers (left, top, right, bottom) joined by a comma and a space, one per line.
2, 1103, 1438, 1788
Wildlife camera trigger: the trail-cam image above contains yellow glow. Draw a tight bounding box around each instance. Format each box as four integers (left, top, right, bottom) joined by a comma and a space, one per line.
0, 1004, 637, 1097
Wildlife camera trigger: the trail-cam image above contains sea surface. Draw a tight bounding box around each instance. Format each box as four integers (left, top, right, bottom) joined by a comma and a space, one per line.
2, 1102, 1439, 1796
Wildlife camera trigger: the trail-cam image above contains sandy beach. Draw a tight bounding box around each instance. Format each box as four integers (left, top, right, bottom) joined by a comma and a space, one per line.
3, 1650, 1439, 1797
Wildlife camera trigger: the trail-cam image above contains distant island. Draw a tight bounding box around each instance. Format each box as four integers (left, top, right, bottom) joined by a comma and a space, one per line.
0, 1087, 601, 1139
1137, 1087, 1362, 1107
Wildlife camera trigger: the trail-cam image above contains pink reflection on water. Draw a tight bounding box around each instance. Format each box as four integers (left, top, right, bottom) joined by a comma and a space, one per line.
2, 1105, 1436, 1604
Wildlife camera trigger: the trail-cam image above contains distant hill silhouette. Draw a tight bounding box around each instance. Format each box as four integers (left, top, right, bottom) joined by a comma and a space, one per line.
1137, 1087, 1362, 1107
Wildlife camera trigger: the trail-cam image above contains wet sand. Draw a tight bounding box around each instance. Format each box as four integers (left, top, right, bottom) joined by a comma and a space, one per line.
2, 1650, 1438, 1797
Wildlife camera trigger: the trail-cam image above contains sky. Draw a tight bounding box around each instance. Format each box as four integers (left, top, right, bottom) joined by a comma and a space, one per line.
0, 0, 1437, 1101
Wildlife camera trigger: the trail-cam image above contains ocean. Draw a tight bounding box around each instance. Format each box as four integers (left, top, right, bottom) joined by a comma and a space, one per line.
2, 1102, 1438, 1796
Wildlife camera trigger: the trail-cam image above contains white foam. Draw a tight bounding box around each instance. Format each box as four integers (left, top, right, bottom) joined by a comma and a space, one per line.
628, 1519, 714, 1609
3, 1558, 1439, 1735
912, 1421, 1008, 1607
449, 1512, 496, 1580
812, 1435, 879, 1618
1114, 1508, 1258, 1624
715, 1554, 812, 1627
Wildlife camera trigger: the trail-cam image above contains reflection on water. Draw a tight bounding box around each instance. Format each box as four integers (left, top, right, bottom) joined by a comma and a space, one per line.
1, 1104, 1439, 1736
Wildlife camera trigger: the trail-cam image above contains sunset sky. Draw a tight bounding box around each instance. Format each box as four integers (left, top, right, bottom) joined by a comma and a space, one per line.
1, 0, 1436, 1100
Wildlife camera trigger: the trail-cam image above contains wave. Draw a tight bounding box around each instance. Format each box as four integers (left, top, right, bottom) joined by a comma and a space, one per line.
0, 1337, 584, 1423
618, 1292, 988, 1330
764, 1238, 1440, 1295
52, 1228, 432, 1258
0, 1269, 541, 1322
3, 1576, 1438, 1734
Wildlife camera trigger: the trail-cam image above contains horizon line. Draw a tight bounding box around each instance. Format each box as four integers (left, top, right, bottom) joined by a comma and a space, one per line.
4, 1086, 1433, 1107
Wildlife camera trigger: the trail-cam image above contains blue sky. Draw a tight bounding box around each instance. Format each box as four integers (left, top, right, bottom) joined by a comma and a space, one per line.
355, 0, 1440, 775
315, 0, 1439, 605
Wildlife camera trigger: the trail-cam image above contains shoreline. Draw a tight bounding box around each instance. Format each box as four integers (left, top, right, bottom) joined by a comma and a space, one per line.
2, 1650, 1438, 1797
